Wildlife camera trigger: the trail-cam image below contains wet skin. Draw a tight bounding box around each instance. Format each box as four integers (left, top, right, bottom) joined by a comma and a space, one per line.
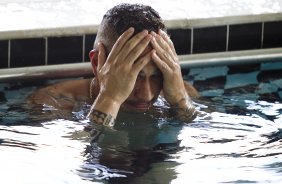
28, 28, 198, 120
89, 27, 198, 119
121, 61, 163, 113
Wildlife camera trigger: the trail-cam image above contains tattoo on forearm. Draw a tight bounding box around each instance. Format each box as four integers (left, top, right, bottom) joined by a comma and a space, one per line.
87, 109, 115, 143
171, 97, 198, 121
45, 91, 76, 104
89, 110, 115, 127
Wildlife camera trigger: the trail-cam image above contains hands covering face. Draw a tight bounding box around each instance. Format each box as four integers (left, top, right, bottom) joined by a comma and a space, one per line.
150, 29, 188, 106
96, 28, 153, 106
96, 28, 188, 107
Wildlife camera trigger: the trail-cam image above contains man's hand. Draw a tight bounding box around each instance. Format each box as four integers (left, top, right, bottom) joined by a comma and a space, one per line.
91, 28, 153, 118
150, 30, 187, 105
150, 30, 197, 121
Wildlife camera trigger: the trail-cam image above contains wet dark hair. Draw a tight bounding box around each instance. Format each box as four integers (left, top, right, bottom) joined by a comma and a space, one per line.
104, 3, 165, 35
95, 3, 166, 51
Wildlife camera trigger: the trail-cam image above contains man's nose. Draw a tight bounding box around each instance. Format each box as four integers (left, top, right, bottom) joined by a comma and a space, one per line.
135, 79, 154, 102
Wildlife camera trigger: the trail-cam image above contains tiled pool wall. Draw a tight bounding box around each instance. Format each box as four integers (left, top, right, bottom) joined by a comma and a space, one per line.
1, 20, 282, 69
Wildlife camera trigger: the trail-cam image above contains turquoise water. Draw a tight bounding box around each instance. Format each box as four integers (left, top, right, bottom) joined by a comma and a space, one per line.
0, 62, 282, 183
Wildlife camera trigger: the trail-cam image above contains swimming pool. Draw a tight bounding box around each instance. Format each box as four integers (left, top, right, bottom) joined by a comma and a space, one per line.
0, 56, 282, 183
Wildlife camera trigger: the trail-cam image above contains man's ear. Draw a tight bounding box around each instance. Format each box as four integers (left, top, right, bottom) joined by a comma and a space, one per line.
89, 49, 99, 76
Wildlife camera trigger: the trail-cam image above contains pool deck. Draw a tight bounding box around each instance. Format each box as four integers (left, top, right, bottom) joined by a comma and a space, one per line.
1, 0, 282, 39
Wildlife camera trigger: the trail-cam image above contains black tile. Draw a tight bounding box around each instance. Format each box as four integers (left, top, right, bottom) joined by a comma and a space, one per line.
193, 26, 227, 54
223, 84, 258, 95
10, 38, 45, 68
0, 91, 6, 102
0, 40, 8, 68
264, 21, 282, 48
167, 29, 191, 55
227, 64, 260, 74
224, 104, 252, 116
229, 23, 262, 51
84, 34, 96, 62
258, 92, 281, 102
193, 76, 226, 91
257, 69, 282, 83
181, 68, 190, 76
48, 36, 83, 65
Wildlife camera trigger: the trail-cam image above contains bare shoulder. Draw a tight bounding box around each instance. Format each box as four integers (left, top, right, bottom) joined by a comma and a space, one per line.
184, 81, 199, 98
27, 78, 92, 110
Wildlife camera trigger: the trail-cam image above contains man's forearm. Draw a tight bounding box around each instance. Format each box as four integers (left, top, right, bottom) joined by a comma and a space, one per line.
87, 94, 121, 126
86, 95, 120, 142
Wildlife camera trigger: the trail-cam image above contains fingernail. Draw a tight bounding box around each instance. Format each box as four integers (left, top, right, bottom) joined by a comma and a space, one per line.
151, 31, 157, 37
160, 29, 166, 35
128, 27, 134, 32
143, 30, 148, 34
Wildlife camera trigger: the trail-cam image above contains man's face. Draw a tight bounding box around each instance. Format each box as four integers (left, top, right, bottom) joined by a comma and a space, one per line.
98, 35, 163, 113
121, 59, 163, 113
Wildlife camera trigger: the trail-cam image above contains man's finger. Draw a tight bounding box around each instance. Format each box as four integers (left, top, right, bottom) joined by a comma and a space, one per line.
151, 36, 175, 68
117, 30, 149, 62
158, 29, 177, 57
151, 50, 170, 75
153, 31, 176, 61
97, 42, 106, 71
107, 27, 135, 62
133, 50, 152, 74
125, 34, 152, 65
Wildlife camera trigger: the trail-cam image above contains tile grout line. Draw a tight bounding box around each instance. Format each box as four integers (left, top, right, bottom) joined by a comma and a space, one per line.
8, 40, 11, 68
261, 22, 264, 48
45, 37, 48, 65
260, 22, 264, 71
82, 35, 85, 62
226, 25, 229, 51
190, 28, 194, 54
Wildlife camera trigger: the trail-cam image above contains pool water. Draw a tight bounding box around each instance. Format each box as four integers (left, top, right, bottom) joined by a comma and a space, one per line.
0, 62, 282, 184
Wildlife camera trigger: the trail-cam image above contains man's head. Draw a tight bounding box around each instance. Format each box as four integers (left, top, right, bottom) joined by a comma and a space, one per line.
90, 3, 166, 112
94, 3, 165, 53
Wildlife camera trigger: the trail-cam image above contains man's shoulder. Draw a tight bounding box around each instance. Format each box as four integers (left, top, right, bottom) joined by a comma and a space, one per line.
32, 78, 91, 96
27, 78, 92, 110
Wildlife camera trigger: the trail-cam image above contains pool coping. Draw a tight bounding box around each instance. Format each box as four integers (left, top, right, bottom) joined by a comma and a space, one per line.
1, 13, 282, 40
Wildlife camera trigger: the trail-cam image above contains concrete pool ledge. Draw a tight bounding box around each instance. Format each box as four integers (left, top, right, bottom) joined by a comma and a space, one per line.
180, 13, 282, 28
1, 13, 282, 40
1, 0, 282, 40
0, 25, 99, 40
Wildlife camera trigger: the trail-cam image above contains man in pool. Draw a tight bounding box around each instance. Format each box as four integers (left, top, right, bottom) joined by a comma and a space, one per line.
28, 3, 199, 127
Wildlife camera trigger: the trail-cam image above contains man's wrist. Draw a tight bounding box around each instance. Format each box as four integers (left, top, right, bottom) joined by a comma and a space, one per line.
87, 95, 119, 125
91, 93, 122, 119
87, 104, 117, 143
88, 109, 115, 127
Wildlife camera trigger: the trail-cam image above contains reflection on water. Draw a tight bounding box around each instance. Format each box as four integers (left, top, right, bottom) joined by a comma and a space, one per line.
0, 120, 90, 184
0, 78, 282, 183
